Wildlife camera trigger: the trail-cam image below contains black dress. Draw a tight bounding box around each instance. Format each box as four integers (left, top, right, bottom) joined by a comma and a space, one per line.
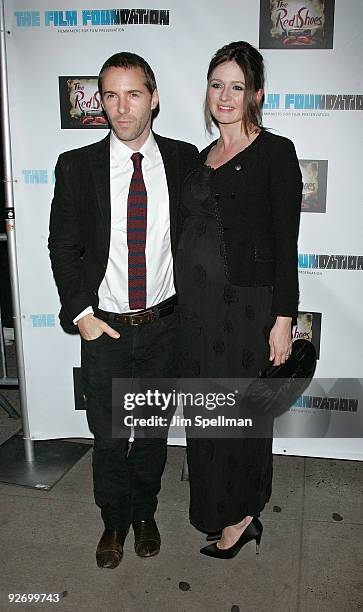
176, 151, 276, 533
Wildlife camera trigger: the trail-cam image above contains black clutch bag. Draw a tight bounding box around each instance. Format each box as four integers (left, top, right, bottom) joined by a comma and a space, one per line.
245, 339, 317, 417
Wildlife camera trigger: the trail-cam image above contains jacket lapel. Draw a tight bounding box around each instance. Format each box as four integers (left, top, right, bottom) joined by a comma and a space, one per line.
87, 133, 111, 248
87, 132, 181, 252
153, 133, 179, 249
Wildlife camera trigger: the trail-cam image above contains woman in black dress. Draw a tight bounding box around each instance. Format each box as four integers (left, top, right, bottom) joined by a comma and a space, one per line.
176, 41, 302, 558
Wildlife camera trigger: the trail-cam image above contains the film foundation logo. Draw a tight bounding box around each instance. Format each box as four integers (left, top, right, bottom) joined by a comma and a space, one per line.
30, 314, 56, 328
295, 311, 321, 358
263, 93, 363, 116
276, 377, 363, 437
293, 379, 362, 415
294, 394, 358, 413
299, 160, 328, 213
259, 0, 335, 49
298, 254, 363, 276
21, 170, 53, 184
14, 9, 170, 31
59, 77, 107, 129
288, 378, 363, 439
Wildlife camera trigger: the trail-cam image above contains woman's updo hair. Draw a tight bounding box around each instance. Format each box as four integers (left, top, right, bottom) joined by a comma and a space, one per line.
204, 41, 265, 135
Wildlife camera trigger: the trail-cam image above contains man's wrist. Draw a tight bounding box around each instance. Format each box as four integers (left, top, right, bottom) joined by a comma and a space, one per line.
76, 313, 94, 327
73, 306, 94, 325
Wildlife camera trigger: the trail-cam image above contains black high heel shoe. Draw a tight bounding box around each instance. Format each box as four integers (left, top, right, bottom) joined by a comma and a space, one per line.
200, 517, 263, 559
205, 530, 222, 541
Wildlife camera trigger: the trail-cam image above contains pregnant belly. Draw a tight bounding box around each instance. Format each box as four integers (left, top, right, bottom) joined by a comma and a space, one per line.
176, 216, 225, 286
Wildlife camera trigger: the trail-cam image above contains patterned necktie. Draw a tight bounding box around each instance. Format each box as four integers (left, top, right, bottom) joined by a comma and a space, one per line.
127, 152, 147, 309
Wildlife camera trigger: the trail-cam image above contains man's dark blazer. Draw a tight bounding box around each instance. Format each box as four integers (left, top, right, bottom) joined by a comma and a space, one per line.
48, 132, 199, 333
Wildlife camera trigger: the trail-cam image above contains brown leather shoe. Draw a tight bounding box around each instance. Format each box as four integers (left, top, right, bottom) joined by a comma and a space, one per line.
132, 519, 161, 558
96, 529, 128, 569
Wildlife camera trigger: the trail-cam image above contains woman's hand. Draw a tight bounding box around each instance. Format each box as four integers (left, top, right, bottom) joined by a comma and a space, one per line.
269, 316, 293, 366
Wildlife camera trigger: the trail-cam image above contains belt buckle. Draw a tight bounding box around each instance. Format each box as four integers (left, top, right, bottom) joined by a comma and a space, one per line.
128, 309, 156, 326
130, 316, 141, 326
130, 312, 152, 325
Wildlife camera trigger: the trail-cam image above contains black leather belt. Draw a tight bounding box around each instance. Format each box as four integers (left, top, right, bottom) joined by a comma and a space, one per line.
95, 295, 177, 326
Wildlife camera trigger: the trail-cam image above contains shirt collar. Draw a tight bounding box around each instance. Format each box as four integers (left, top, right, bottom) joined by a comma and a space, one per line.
110, 130, 158, 168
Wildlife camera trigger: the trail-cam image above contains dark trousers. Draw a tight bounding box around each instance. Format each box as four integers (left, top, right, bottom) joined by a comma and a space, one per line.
81, 309, 179, 530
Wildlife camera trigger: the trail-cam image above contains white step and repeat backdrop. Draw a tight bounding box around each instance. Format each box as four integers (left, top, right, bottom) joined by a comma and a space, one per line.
3, 0, 363, 459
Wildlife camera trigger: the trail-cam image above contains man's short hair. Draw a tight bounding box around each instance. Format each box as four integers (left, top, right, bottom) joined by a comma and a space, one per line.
98, 52, 157, 97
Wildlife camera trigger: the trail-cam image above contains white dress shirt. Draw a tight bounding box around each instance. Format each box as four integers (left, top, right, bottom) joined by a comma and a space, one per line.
74, 131, 175, 321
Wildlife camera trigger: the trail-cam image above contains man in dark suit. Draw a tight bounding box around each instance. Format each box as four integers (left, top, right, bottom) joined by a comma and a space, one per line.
49, 52, 198, 568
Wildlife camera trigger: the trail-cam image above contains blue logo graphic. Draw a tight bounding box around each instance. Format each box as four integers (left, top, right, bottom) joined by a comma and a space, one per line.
45, 10, 77, 26
22, 170, 48, 184
298, 254, 363, 270
263, 94, 362, 111
22, 170, 56, 184
30, 314, 56, 327
14, 11, 40, 26
294, 395, 358, 412
14, 9, 170, 27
